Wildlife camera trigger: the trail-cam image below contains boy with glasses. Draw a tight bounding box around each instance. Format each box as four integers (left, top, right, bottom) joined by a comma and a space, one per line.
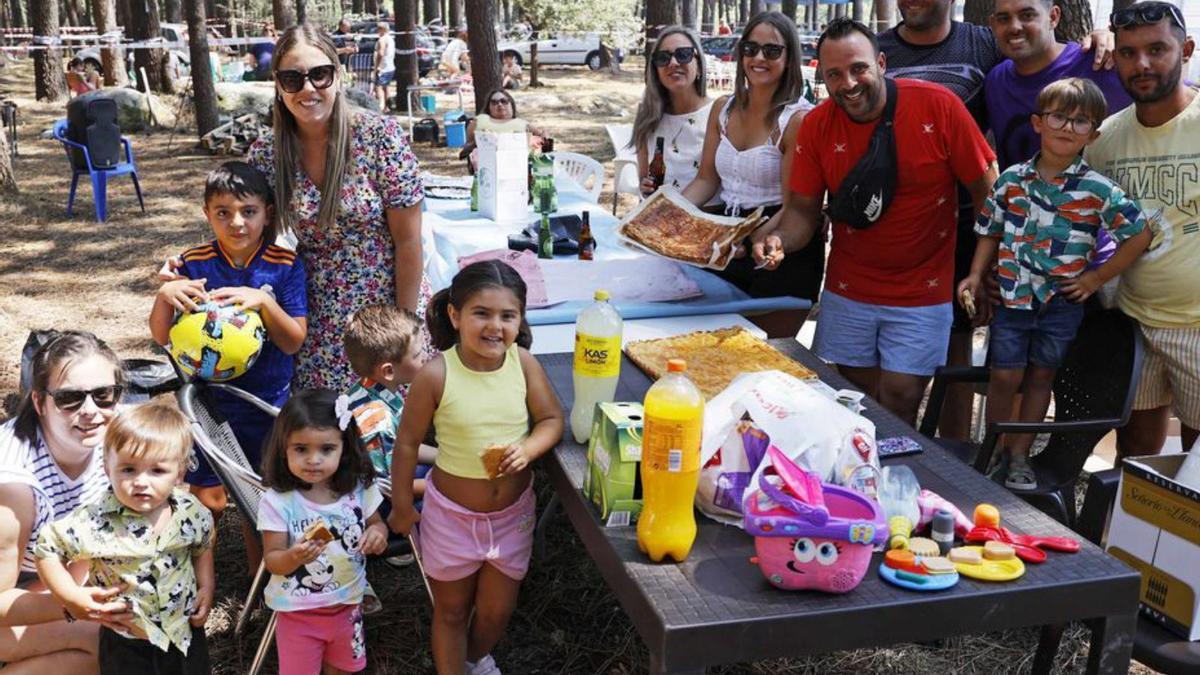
959, 78, 1151, 490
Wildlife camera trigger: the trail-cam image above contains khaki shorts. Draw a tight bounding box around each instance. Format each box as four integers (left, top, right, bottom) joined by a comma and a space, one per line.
1133, 324, 1200, 429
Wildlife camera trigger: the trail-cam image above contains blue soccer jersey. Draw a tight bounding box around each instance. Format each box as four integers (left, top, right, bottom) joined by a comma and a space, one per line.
177, 240, 307, 401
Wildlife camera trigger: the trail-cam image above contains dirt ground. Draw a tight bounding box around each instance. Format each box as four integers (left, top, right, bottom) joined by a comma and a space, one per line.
0, 56, 1158, 674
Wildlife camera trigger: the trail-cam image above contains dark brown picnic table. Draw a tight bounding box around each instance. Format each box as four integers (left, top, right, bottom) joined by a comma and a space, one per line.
536, 339, 1140, 675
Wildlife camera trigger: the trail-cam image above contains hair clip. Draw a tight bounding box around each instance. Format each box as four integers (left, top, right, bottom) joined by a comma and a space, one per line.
334, 394, 353, 431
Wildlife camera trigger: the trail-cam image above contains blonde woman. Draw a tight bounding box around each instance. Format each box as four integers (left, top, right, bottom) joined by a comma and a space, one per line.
631, 26, 712, 197
248, 23, 433, 391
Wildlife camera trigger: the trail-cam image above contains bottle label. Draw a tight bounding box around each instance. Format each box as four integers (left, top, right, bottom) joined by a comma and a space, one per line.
574, 333, 620, 378
643, 414, 700, 473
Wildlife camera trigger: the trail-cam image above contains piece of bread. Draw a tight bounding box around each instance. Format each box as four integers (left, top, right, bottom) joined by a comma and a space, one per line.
949, 547, 982, 564
908, 537, 939, 557
481, 444, 507, 479
960, 289, 977, 319
304, 519, 333, 543
983, 541, 1015, 561
920, 557, 956, 575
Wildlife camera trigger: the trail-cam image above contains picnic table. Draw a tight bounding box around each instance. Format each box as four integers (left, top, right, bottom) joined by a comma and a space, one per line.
536, 339, 1140, 674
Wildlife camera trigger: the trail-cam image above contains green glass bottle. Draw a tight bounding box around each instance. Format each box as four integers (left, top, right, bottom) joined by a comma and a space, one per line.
469, 173, 479, 212
538, 212, 554, 259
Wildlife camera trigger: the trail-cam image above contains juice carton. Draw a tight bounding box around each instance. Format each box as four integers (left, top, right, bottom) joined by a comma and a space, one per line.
583, 402, 644, 527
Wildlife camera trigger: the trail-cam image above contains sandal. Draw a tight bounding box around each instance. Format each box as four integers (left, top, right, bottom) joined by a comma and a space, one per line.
1004, 460, 1037, 491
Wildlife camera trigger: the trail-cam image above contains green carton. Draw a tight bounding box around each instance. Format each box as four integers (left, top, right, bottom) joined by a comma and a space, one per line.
583, 401, 644, 527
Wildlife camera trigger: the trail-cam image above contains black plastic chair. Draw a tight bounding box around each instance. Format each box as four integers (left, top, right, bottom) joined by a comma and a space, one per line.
919, 308, 1143, 526
1073, 468, 1200, 673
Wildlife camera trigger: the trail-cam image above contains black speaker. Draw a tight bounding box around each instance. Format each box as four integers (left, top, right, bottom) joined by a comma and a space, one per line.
412, 117, 440, 146
66, 95, 122, 170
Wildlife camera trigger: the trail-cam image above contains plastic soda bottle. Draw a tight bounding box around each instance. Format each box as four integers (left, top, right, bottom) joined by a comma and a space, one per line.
637, 359, 704, 563
569, 290, 622, 442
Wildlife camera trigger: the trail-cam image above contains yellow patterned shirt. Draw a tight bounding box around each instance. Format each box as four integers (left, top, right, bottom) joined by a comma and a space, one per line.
34, 487, 214, 654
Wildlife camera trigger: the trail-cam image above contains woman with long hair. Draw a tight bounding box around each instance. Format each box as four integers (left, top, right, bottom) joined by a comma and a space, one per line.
248, 23, 434, 391
630, 26, 712, 197
681, 11, 826, 337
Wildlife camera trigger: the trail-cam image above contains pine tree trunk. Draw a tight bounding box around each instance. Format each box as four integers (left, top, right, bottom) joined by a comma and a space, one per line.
11, 0, 25, 28
645, 0, 676, 49
422, 0, 437, 24
93, 0, 128, 86
738, 0, 746, 25
465, 0, 499, 112
165, 0, 180, 22
874, 0, 893, 32
702, 0, 714, 33
31, 0, 67, 101
448, 0, 461, 28
129, 0, 173, 93
1053, 0, 1092, 42
185, 0, 218, 137
272, 0, 294, 31
962, 0, 991, 27
781, 0, 796, 22
64, 0, 79, 25
681, 0, 697, 30
852, 0, 862, 22
295, 0, 305, 24
394, 0, 417, 112
529, 28, 540, 87
0, 130, 17, 195
749, 0, 763, 16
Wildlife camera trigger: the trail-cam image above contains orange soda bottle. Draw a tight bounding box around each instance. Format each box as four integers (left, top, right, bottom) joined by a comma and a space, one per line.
637, 359, 705, 563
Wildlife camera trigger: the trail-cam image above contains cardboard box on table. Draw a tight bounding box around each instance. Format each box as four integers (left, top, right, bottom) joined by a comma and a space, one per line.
1106, 453, 1200, 640
583, 402, 644, 527
476, 130, 528, 222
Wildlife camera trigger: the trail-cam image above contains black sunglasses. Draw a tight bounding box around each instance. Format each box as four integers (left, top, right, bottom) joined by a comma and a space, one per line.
652, 46, 697, 68
275, 64, 338, 94
489, 97, 512, 106
43, 385, 123, 412
740, 41, 786, 60
1110, 2, 1186, 32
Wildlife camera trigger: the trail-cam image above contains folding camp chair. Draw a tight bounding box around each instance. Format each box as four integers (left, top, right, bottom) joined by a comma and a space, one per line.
176, 382, 431, 675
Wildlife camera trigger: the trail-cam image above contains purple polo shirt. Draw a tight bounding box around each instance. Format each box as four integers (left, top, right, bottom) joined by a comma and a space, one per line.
985, 42, 1132, 265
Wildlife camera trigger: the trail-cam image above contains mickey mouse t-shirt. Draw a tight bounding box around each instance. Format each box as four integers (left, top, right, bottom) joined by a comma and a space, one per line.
258, 482, 383, 612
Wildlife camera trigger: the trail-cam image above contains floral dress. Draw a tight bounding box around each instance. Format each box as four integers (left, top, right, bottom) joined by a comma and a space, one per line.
249, 110, 436, 391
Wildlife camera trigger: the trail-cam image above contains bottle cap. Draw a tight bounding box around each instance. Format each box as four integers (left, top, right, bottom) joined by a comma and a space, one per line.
666, 358, 686, 372
594, 290, 610, 301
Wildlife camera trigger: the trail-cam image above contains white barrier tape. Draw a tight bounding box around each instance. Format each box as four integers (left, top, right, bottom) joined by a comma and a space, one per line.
0, 35, 277, 52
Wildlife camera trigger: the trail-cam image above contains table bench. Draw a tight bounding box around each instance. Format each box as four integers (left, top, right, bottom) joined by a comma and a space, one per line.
536, 339, 1140, 674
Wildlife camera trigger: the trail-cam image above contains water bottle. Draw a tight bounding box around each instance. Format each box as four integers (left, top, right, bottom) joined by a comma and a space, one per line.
637, 359, 705, 563
569, 290, 622, 443
878, 465, 921, 550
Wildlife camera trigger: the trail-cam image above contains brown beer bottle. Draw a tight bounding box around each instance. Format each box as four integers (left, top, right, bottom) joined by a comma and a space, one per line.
578, 211, 595, 260
649, 136, 666, 190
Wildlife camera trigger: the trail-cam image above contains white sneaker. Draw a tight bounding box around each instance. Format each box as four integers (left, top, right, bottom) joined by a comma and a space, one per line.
466, 654, 501, 675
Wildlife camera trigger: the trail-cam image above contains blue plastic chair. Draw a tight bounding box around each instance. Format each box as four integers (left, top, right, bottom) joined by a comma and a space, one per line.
52, 118, 145, 221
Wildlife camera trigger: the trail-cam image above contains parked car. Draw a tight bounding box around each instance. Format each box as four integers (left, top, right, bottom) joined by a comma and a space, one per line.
700, 36, 738, 62
76, 23, 225, 78
497, 32, 622, 70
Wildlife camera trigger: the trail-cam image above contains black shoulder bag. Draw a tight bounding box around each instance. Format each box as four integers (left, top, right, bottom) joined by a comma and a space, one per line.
825, 78, 899, 230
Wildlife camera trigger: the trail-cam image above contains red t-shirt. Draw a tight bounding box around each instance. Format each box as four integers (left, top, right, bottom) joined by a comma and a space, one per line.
791, 79, 995, 306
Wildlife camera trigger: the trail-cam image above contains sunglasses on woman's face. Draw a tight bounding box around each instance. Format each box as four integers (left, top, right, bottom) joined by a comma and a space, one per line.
652, 46, 697, 68
740, 41, 786, 60
275, 64, 337, 94
490, 97, 512, 106
43, 385, 123, 412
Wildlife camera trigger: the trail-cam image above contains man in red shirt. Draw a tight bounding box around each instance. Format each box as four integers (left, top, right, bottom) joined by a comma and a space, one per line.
755, 17, 997, 424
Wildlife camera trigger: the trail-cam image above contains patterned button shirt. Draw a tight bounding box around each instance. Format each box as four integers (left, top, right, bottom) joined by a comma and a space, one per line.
345, 377, 404, 477
35, 487, 214, 654
976, 154, 1146, 307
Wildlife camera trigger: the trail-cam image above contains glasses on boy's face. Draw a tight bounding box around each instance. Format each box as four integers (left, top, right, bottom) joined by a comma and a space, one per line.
275, 64, 337, 94
1110, 1, 1186, 32
1037, 111, 1096, 135
652, 46, 697, 68
43, 385, 123, 412
740, 41, 786, 60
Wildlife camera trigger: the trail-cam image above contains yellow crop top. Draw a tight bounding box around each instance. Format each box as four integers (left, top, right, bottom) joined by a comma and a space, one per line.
433, 343, 530, 479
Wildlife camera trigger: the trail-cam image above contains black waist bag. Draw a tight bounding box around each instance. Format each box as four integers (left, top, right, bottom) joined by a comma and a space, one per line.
826, 78, 898, 229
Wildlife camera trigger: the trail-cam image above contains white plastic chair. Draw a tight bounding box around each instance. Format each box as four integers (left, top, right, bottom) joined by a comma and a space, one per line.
605, 123, 641, 214
552, 151, 605, 203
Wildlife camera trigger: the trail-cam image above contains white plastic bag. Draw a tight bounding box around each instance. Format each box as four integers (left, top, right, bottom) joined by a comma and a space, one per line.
697, 371, 878, 525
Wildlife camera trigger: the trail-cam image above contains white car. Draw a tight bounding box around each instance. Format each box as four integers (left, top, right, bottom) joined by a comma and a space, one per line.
76, 23, 219, 77
497, 32, 621, 70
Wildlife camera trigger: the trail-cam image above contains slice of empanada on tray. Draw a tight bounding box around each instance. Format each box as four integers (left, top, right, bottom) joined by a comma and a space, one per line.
617, 188, 765, 270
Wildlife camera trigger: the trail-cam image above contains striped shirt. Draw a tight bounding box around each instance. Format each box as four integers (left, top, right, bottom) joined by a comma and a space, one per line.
0, 420, 110, 573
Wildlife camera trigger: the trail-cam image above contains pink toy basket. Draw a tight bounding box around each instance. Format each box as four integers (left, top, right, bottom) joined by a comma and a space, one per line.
744, 446, 888, 593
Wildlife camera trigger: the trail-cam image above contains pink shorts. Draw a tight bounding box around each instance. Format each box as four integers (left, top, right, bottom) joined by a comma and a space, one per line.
418, 476, 537, 582
274, 604, 365, 674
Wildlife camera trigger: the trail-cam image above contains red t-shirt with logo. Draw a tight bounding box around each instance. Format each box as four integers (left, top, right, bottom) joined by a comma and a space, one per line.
791, 78, 995, 306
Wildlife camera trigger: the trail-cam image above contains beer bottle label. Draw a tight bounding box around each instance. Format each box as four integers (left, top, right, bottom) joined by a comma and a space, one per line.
643, 414, 700, 473
573, 333, 620, 378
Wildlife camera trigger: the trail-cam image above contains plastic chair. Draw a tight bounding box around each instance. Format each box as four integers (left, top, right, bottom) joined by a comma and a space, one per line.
52, 118, 145, 222
918, 308, 1143, 527
552, 151, 605, 203
176, 382, 428, 674
605, 123, 640, 215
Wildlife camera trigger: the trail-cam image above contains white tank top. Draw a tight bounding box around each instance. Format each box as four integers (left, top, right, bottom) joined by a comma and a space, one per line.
714, 97, 812, 214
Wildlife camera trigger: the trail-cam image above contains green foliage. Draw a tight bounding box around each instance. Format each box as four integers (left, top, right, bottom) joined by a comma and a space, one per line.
514, 0, 641, 48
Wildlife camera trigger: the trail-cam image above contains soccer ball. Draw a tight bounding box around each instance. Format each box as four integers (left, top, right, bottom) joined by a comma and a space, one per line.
168, 302, 266, 382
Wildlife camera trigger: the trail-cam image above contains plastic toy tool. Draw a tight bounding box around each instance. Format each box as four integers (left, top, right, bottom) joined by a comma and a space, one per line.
745, 446, 887, 593
964, 503, 1080, 564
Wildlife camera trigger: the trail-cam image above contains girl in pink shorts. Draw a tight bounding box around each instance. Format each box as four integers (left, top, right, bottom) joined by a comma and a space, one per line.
258, 389, 390, 674
388, 260, 564, 675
